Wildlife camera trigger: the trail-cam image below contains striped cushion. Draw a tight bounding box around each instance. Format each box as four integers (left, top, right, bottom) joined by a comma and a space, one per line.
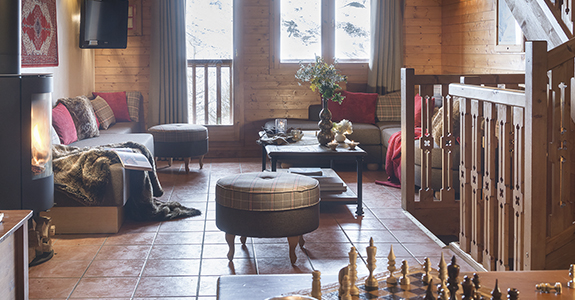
376, 91, 401, 122
91, 96, 116, 130
148, 123, 208, 142
216, 172, 320, 211
125, 91, 141, 122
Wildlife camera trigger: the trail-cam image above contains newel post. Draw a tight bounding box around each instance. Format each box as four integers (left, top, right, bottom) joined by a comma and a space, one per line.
401, 68, 415, 211
523, 41, 548, 270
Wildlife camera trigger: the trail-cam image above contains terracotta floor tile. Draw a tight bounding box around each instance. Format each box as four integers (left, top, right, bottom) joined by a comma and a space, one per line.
52, 235, 108, 246
253, 243, 306, 259
158, 218, 206, 232
51, 245, 100, 261
95, 245, 152, 260
308, 258, 369, 277
104, 232, 157, 245
148, 244, 203, 259
368, 208, 408, 219
380, 218, 423, 231
302, 229, 351, 243
344, 229, 396, 244
28, 278, 79, 299
29, 259, 91, 278
202, 243, 254, 259
117, 220, 161, 233
302, 242, 356, 259
204, 220, 220, 232
134, 276, 198, 298
391, 230, 438, 244
197, 275, 220, 296
353, 242, 411, 258
71, 277, 138, 298
154, 231, 204, 244
401, 242, 445, 257
203, 231, 229, 244
256, 256, 314, 274
200, 258, 257, 276
142, 259, 201, 276
84, 259, 145, 277
337, 218, 387, 230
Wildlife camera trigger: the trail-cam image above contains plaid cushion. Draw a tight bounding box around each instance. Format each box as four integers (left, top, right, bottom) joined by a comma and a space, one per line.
376, 91, 401, 122
125, 91, 141, 122
216, 172, 320, 211
91, 96, 116, 130
148, 123, 208, 142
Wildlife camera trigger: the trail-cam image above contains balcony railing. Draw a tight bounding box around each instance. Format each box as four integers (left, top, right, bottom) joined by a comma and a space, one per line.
187, 59, 233, 125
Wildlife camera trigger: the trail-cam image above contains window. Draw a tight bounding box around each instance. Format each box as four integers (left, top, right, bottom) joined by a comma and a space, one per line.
496, 0, 524, 52
186, 0, 233, 125
276, 0, 371, 63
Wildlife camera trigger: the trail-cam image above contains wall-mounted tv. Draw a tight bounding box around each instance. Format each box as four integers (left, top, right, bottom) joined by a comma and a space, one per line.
79, 0, 129, 49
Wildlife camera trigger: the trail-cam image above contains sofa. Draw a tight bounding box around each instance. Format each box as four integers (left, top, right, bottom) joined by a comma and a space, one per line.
265, 90, 403, 170
42, 91, 153, 234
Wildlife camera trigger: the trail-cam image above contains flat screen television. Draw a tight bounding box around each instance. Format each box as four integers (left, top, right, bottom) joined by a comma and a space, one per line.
79, 0, 129, 49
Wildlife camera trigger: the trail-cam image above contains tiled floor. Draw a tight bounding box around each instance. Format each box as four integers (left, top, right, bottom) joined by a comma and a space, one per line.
29, 158, 476, 299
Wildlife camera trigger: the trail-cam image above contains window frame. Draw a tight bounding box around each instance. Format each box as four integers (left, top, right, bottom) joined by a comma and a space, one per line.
270, 0, 370, 70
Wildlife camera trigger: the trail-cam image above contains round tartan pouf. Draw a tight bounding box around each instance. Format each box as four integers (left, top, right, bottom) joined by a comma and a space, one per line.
148, 123, 208, 173
215, 172, 320, 264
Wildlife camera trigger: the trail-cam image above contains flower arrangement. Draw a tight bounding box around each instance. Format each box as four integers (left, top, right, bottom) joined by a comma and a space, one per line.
333, 119, 353, 135
295, 56, 347, 104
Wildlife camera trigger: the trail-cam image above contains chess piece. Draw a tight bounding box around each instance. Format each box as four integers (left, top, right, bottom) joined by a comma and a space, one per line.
387, 244, 397, 284
400, 260, 410, 285
338, 266, 348, 296
569, 264, 575, 288
461, 275, 474, 300
438, 252, 447, 284
447, 256, 460, 300
348, 247, 359, 296
507, 288, 519, 300
311, 270, 322, 299
491, 279, 502, 300
437, 287, 448, 300
340, 274, 352, 300
365, 237, 378, 290
472, 273, 481, 299
535, 282, 562, 294
424, 279, 434, 300
422, 257, 431, 285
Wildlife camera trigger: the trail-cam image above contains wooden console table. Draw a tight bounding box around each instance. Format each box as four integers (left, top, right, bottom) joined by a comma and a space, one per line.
0, 210, 32, 300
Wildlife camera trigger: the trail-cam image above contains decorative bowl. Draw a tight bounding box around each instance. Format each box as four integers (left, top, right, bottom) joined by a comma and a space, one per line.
265, 296, 316, 300
327, 141, 339, 151
347, 141, 359, 150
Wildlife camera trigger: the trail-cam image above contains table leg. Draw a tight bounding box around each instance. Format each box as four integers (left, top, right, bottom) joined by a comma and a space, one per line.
271, 157, 277, 172
355, 156, 364, 216
261, 146, 266, 171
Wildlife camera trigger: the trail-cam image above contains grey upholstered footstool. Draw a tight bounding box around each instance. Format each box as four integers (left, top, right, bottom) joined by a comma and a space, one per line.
148, 123, 208, 173
215, 172, 320, 264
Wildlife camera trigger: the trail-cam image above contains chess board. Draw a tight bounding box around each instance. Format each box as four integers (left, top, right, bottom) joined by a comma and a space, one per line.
289, 269, 495, 300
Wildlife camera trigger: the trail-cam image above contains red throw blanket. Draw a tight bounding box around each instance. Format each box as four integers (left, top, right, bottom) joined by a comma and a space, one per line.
379, 128, 422, 187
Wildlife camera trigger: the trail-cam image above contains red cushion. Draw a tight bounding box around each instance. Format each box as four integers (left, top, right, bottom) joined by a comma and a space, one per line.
328, 91, 377, 124
52, 103, 78, 145
414, 94, 434, 128
92, 91, 131, 122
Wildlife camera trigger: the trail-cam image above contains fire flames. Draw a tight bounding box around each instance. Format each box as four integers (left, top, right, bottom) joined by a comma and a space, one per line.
31, 107, 51, 176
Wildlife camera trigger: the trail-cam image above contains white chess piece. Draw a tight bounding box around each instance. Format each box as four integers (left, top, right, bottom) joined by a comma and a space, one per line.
386, 244, 397, 284
348, 247, 359, 296
311, 270, 322, 299
365, 237, 378, 289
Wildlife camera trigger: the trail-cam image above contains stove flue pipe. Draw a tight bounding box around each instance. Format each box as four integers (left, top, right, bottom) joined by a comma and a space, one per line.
0, 0, 21, 75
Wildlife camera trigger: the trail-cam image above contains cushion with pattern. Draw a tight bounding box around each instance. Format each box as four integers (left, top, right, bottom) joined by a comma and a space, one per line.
376, 91, 401, 122
92, 91, 131, 122
56, 96, 100, 140
125, 91, 141, 122
91, 96, 116, 130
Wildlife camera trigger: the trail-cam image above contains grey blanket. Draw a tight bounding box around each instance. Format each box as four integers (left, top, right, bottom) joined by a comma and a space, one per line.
52, 141, 201, 221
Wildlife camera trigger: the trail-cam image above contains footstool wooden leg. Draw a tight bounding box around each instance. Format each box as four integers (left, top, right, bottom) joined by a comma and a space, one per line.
168, 158, 173, 167
225, 233, 235, 261
199, 155, 205, 169
184, 157, 190, 173
299, 235, 305, 249
287, 236, 300, 264
240, 236, 247, 245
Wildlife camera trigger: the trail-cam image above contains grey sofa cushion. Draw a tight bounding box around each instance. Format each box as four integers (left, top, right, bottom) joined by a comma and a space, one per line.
346, 123, 381, 145
70, 133, 154, 157
100, 121, 141, 134
378, 122, 401, 148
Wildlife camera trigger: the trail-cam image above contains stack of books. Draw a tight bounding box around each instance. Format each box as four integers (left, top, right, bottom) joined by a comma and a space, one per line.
288, 168, 346, 193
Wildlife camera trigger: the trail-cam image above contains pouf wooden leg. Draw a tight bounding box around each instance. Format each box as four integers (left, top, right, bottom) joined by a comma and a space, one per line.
299, 235, 305, 248
184, 157, 190, 174
225, 233, 235, 261
240, 236, 247, 245
287, 236, 300, 264
199, 155, 204, 169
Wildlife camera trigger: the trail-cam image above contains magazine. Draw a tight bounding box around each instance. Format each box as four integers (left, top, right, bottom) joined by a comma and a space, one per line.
288, 167, 323, 176
107, 148, 153, 171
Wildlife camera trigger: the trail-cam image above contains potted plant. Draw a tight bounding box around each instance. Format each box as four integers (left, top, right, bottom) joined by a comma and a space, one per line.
296, 56, 347, 145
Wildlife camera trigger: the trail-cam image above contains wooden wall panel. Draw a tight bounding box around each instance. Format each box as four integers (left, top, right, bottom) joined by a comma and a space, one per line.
441, 0, 525, 74
404, 0, 442, 74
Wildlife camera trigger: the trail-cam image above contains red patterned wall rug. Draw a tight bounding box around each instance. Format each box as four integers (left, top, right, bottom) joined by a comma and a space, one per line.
21, 0, 58, 67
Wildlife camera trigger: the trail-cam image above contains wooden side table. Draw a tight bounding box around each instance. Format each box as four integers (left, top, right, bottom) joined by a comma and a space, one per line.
0, 210, 33, 300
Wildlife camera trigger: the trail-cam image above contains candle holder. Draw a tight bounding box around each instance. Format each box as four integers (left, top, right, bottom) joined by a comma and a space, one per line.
275, 118, 287, 134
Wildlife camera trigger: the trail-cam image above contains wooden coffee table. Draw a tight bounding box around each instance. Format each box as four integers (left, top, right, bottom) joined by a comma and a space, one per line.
261, 131, 367, 216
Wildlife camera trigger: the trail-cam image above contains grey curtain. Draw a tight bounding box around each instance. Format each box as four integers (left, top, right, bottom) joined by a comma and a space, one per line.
367, 0, 404, 94
149, 0, 189, 127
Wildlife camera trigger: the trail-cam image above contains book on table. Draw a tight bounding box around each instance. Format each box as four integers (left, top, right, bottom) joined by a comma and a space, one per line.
311, 175, 347, 193
288, 167, 323, 176
107, 148, 153, 171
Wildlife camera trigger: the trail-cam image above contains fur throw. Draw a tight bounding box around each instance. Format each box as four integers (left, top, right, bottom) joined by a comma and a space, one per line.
57, 96, 100, 140
53, 141, 201, 221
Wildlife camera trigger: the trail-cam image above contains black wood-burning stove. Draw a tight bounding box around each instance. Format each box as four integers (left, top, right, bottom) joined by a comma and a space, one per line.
0, 0, 55, 265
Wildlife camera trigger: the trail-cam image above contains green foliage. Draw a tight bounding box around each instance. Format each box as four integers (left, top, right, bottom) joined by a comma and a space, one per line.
295, 56, 347, 104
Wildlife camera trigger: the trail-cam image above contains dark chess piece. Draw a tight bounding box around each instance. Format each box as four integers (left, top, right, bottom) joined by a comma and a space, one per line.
447, 256, 460, 300
462, 275, 474, 300
507, 288, 519, 300
472, 273, 481, 290
424, 279, 434, 300
491, 279, 502, 300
